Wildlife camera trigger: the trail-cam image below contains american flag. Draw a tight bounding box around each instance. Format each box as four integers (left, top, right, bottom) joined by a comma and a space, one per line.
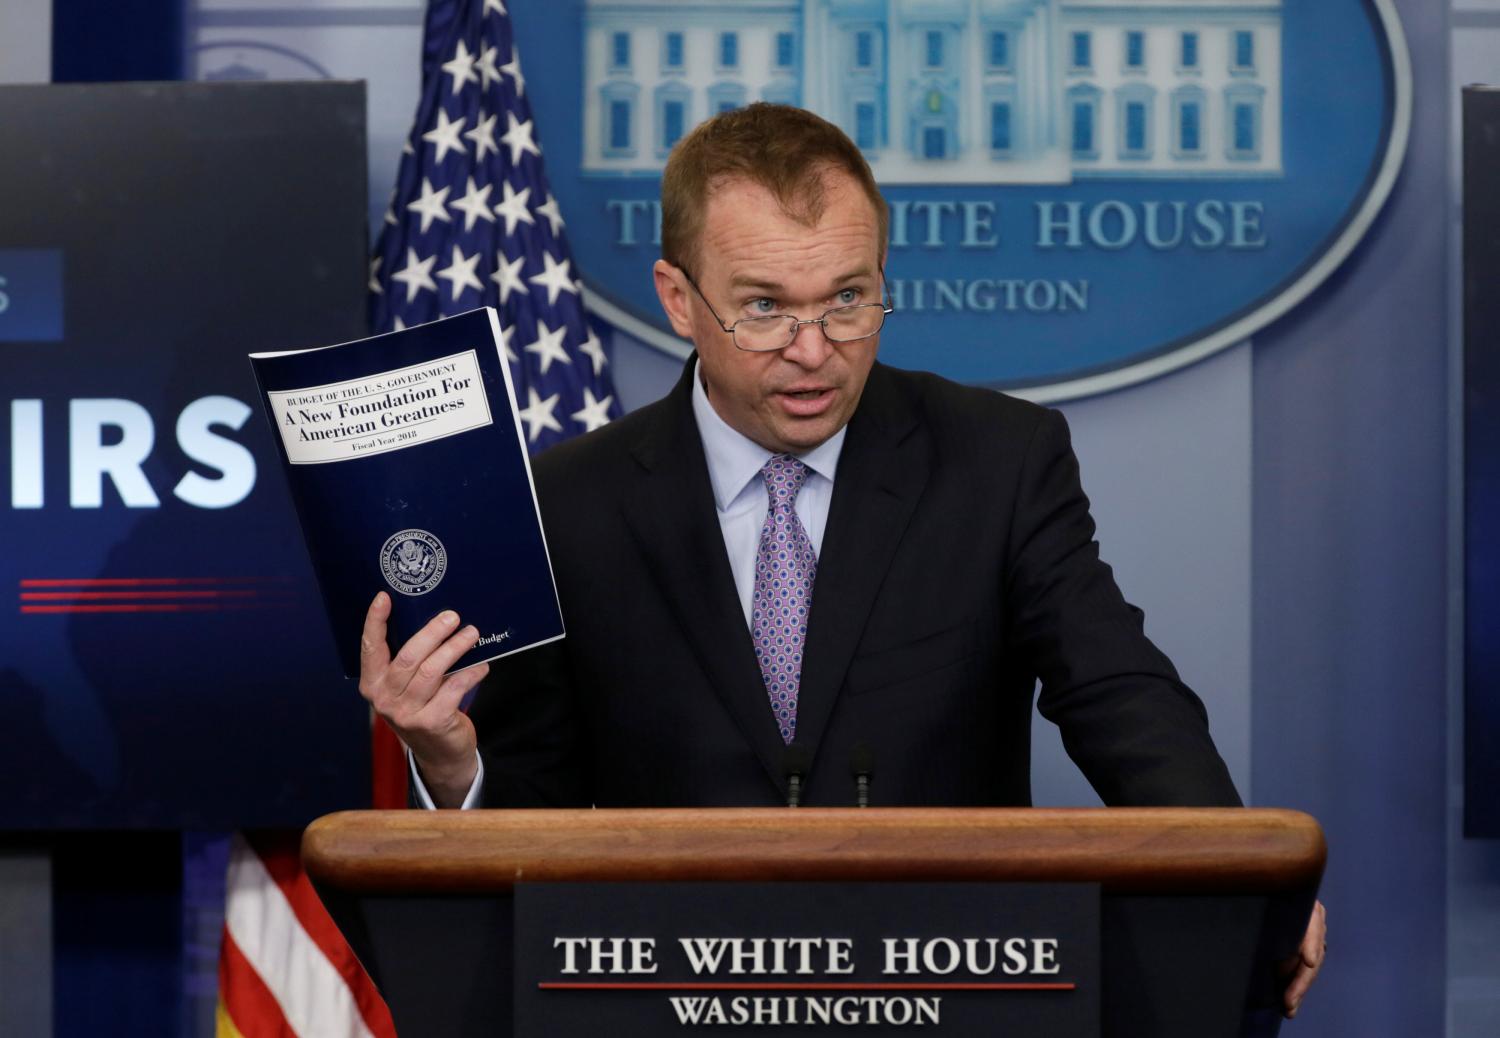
370, 0, 621, 451
218, 5, 618, 1036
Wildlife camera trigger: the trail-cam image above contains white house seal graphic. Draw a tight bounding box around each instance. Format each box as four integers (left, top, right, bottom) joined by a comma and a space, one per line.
379, 529, 448, 596
549, 0, 1411, 400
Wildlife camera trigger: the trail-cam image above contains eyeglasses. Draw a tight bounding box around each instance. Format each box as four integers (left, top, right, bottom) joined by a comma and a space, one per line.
681, 270, 894, 353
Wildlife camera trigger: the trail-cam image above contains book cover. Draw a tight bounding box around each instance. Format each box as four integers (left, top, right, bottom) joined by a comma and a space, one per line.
250, 306, 563, 679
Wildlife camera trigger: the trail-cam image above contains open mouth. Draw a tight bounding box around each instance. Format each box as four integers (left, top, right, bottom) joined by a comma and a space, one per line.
776, 387, 835, 416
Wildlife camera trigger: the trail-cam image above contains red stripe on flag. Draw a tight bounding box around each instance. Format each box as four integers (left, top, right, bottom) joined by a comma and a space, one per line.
371, 715, 410, 811
246, 836, 397, 1038
218, 926, 299, 1038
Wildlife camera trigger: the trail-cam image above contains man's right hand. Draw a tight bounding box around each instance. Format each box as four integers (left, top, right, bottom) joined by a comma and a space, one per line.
358, 591, 490, 808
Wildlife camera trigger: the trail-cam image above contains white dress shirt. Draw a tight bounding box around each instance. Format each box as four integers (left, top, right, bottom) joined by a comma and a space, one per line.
411, 358, 847, 809
689, 357, 846, 622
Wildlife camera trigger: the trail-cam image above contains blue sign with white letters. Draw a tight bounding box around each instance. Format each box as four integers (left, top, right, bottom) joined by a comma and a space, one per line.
0, 82, 370, 829
510, 0, 1410, 400
0, 248, 63, 342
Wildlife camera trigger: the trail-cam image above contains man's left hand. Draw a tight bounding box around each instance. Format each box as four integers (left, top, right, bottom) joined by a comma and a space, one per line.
1284, 899, 1327, 1019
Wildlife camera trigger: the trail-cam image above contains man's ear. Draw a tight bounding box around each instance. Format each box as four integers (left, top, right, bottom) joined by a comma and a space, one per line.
653, 259, 696, 339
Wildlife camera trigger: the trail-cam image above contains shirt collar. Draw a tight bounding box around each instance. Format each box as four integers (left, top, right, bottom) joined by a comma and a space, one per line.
690, 356, 847, 511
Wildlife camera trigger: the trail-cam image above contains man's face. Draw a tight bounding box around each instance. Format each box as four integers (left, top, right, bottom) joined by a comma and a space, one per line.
654, 172, 883, 455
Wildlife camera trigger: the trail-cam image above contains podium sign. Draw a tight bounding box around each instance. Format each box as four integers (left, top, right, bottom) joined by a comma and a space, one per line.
515, 882, 1100, 1036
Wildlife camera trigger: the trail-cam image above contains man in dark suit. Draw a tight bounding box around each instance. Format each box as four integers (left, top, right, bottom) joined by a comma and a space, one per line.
357, 103, 1324, 1015
455, 358, 1242, 811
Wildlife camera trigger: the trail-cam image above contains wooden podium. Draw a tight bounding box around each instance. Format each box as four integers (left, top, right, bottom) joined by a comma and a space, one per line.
304, 808, 1323, 1038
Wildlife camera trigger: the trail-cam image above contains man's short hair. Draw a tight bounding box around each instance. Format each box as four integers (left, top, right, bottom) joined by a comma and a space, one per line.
660, 102, 889, 273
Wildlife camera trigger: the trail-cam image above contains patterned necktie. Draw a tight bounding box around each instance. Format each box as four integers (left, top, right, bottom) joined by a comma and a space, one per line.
750, 454, 818, 744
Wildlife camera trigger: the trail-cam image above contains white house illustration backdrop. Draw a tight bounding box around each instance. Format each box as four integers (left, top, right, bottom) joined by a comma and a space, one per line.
581, 0, 1283, 183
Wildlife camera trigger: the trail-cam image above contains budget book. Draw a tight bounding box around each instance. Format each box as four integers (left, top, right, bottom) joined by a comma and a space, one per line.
250, 307, 564, 678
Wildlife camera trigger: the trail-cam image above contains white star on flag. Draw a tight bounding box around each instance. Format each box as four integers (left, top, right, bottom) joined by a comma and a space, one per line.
578, 328, 607, 376
517, 386, 562, 442
442, 39, 479, 94
500, 112, 539, 164
406, 177, 453, 233
464, 112, 500, 162
437, 245, 484, 300
500, 52, 524, 95
523, 320, 572, 375
491, 253, 527, 303
535, 193, 565, 236
390, 247, 437, 302
570, 388, 614, 432
448, 177, 495, 231
484, 0, 508, 15
491, 180, 534, 235
421, 107, 468, 163
368, 256, 383, 294
529, 252, 578, 306
475, 45, 502, 90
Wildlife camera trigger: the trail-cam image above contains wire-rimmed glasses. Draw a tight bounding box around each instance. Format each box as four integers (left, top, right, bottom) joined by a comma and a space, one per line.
682, 271, 894, 353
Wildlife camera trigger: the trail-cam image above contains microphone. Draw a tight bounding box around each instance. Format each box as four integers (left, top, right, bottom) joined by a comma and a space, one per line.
783, 745, 811, 808
850, 743, 874, 808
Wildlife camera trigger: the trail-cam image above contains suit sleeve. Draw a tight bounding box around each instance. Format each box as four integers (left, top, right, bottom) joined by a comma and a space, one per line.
467, 636, 593, 808
1006, 407, 1242, 807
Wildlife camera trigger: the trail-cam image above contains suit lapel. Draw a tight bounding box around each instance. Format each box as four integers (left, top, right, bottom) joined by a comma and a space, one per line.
795, 364, 929, 769
620, 360, 792, 793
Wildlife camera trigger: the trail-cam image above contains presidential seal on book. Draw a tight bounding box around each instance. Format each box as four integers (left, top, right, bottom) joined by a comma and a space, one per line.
380, 529, 448, 596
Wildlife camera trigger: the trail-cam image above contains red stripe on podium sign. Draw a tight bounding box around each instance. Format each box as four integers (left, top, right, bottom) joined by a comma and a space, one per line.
538, 982, 1078, 991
